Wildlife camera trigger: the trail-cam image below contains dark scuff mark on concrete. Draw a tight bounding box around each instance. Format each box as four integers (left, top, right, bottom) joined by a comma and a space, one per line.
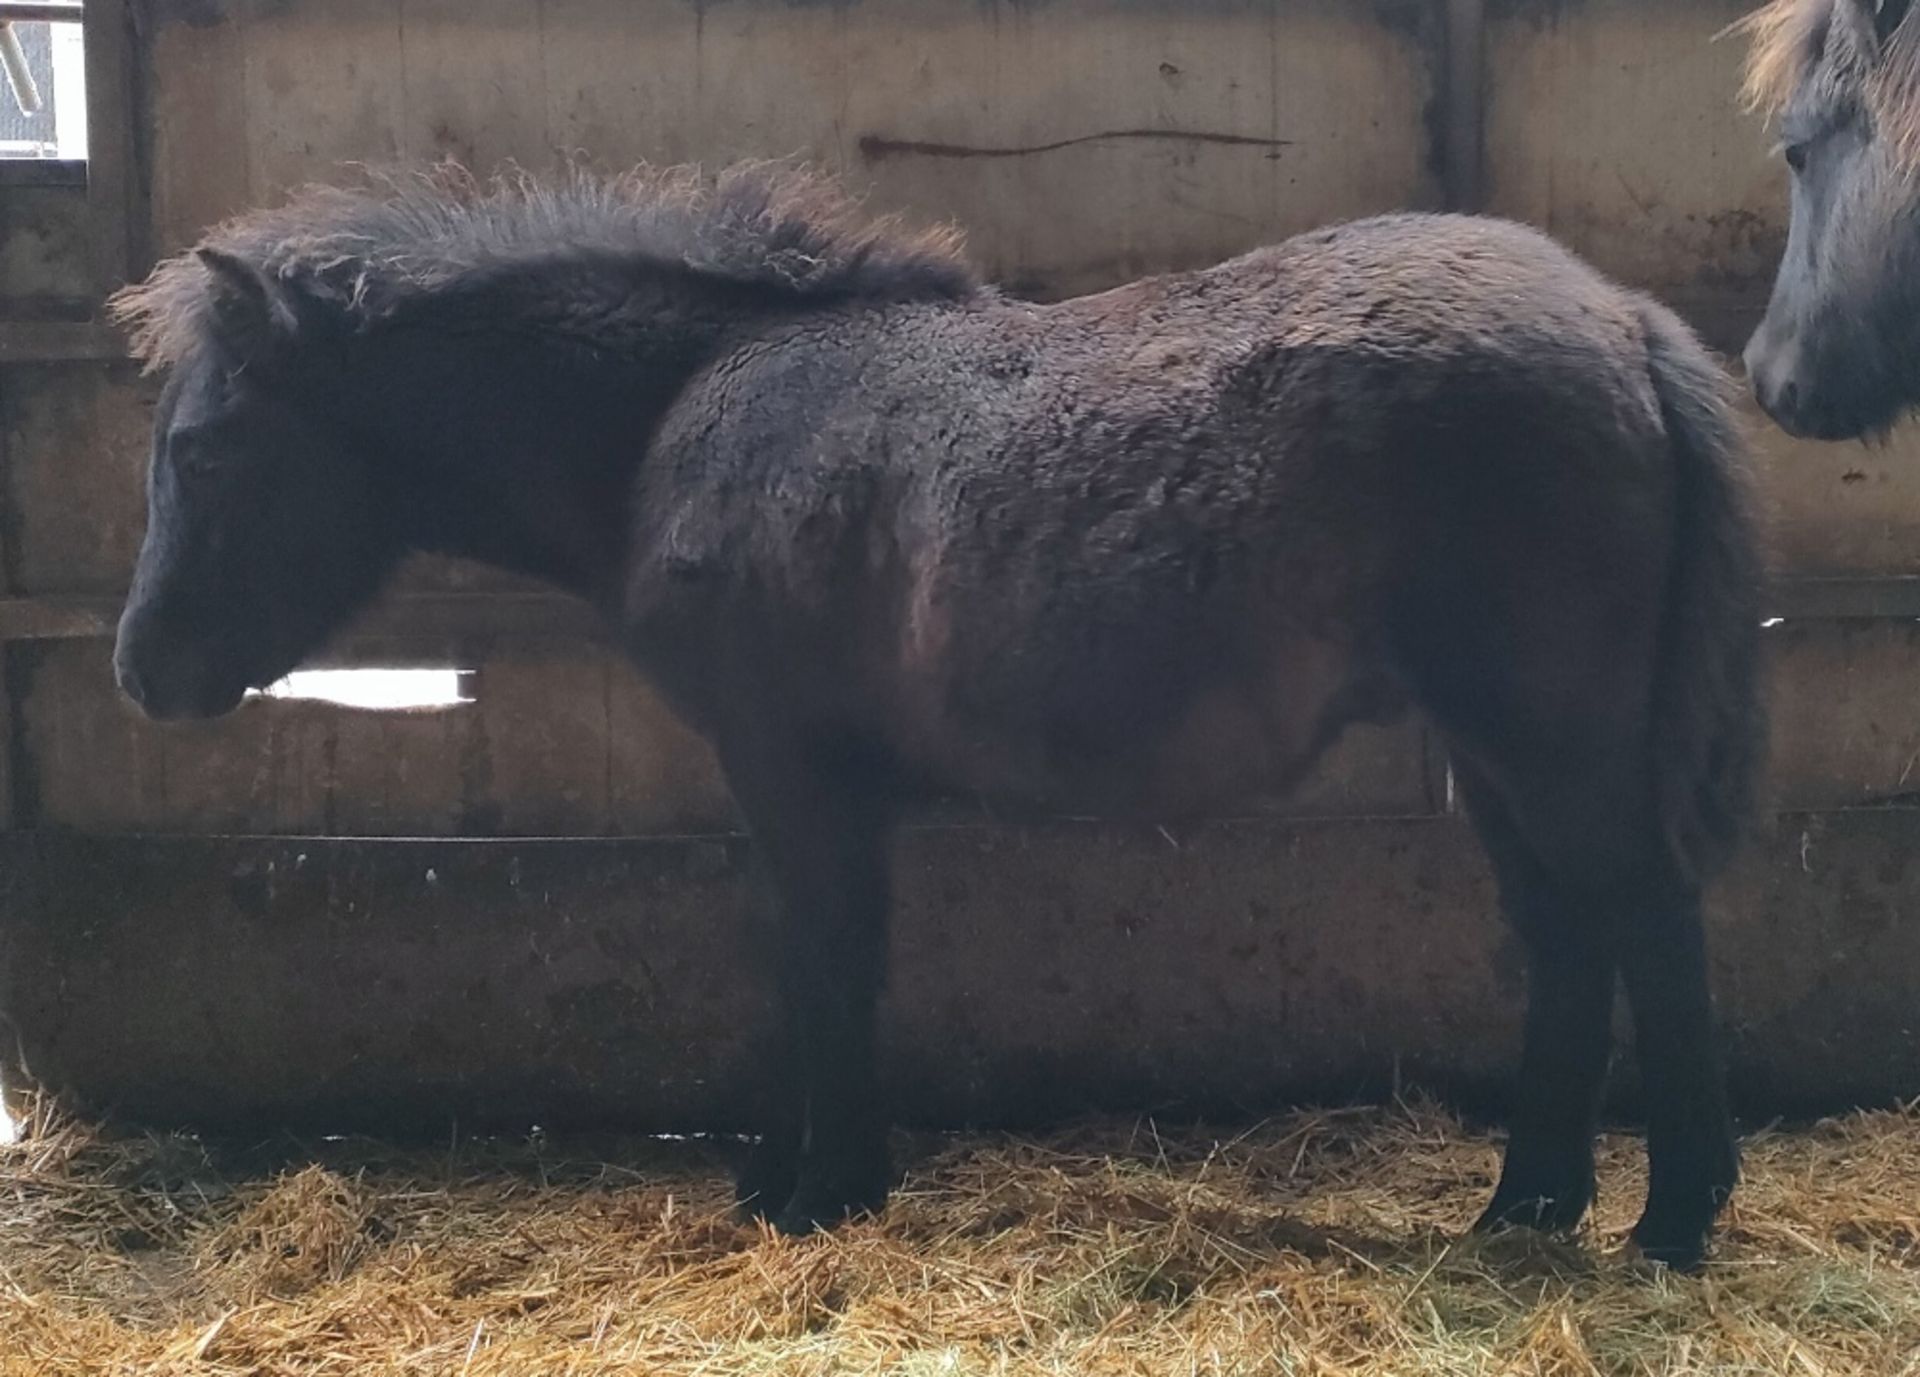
859, 129, 1294, 163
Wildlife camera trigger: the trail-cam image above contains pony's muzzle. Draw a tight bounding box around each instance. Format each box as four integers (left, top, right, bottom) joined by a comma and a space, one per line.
1744, 327, 1806, 433
114, 612, 247, 721
1744, 321, 1870, 441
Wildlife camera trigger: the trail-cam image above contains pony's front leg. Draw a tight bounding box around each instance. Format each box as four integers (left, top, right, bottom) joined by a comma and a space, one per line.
726, 746, 894, 1234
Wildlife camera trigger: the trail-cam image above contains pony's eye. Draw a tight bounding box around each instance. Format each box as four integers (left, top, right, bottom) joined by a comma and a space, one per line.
1783, 141, 1810, 174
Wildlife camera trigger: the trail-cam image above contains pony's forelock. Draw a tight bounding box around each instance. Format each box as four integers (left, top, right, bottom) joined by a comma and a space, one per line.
1735, 0, 1920, 169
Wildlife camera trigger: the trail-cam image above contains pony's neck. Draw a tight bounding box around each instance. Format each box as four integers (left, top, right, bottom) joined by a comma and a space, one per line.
335, 259, 770, 605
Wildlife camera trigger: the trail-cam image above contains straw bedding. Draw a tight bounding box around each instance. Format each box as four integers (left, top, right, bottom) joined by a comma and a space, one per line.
2, 1096, 1917, 1375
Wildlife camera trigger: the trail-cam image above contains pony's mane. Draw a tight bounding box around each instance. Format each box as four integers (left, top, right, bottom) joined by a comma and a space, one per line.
1736, 0, 1920, 166
110, 162, 978, 372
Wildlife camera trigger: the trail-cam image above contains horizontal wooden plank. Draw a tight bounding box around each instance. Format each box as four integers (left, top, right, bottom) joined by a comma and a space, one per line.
13, 635, 741, 836
0, 592, 606, 645
4, 814, 1916, 1135
13, 635, 1437, 835
16, 619, 1920, 835
0, 321, 123, 364
0, 595, 121, 639
0, 2, 83, 23
18, 638, 488, 836
0, 578, 1907, 641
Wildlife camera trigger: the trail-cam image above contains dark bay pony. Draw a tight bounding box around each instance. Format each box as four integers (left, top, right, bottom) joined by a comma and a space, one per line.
1741, 0, 1920, 437
109, 165, 1764, 1269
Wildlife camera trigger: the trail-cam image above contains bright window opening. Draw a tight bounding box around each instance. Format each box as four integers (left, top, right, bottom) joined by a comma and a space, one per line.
0, 12, 87, 161
252, 668, 473, 711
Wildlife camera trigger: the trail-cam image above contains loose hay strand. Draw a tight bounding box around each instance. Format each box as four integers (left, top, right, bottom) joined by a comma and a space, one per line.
3, 1098, 1919, 1375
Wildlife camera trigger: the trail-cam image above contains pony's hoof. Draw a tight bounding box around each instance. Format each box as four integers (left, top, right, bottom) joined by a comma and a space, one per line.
769, 1189, 883, 1237
1472, 1177, 1594, 1237
733, 1142, 800, 1223
1628, 1214, 1712, 1273
767, 1165, 890, 1236
1629, 1154, 1734, 1273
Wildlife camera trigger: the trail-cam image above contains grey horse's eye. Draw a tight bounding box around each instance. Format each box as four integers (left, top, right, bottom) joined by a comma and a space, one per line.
1783, 141, 1810, 174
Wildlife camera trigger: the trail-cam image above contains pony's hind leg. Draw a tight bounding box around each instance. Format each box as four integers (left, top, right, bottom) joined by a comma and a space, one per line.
1454, 741, 1736, 1270
1615, 878, 1739, 1268
733, 844, 805, 1220
1454, 763, 1615, 1237
723, 740, 894, 1235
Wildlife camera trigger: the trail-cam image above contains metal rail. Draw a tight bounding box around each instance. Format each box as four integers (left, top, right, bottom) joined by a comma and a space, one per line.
0, 4, 80, 124
0, 21, 40, 115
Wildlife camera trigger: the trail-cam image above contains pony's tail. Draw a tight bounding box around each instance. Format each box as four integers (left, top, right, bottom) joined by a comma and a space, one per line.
1640, 301, 1768, 888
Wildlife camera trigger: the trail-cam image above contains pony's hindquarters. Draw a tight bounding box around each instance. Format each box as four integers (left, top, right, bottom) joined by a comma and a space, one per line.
1385, 297, 1764, 1270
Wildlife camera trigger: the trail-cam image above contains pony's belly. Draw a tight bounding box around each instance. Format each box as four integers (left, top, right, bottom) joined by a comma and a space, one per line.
896, 640, 1389, 819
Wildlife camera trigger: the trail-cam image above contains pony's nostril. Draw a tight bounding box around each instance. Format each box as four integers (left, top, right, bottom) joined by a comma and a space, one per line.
1778, 379, 1800, 416
115, 659, 149, 708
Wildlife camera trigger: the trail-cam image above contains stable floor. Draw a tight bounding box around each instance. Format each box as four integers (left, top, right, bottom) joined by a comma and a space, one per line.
2, 1101, 1916, 1376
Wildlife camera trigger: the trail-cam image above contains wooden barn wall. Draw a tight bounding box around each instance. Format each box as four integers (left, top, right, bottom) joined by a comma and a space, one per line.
142, 0, 1443, 300
0, 0, 1908, 838
8, 815, 1920, 1134
5, 0, 1920, 1125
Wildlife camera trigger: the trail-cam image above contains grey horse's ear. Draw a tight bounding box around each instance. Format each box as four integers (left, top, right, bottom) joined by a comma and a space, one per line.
195, 247, 300, 362
1875, 0, 1914, 46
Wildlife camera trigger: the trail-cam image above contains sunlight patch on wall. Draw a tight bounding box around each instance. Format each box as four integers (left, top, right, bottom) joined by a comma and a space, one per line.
252, 668, 472, 711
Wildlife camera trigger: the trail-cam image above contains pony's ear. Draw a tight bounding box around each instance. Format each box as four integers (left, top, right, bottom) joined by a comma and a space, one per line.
1874, 0, 1914, 46
195, 247, 300, 362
